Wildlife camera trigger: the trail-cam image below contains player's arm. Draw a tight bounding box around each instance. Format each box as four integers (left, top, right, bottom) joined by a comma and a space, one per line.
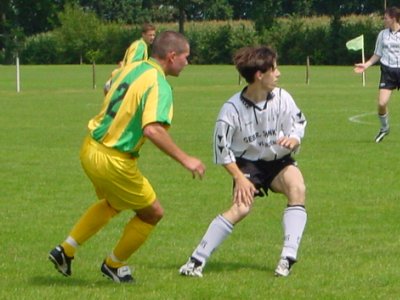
143, 122, 205, 179
213, 112, 256, 206
223, 163, 256, 207
354, 54, 381, 73
278, 90, 306, 151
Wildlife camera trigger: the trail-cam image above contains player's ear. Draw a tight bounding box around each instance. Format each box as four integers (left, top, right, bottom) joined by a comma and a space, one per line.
255, 70, 263, 81
167, 51, 176, 63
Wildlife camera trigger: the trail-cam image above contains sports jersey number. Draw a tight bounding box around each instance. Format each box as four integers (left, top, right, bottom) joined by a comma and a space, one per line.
106, 82, 129, 118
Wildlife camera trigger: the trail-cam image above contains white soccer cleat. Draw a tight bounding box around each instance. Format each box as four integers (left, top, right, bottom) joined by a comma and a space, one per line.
274, 257, 295, 277
179, 258, 204, 278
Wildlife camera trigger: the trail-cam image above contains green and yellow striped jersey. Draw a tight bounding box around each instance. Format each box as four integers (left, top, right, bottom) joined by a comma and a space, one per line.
89, 58, 173, 157
121, 38, 148, 66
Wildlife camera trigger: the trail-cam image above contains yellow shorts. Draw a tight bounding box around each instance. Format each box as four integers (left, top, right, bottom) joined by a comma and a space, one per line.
80, 136, 156, 211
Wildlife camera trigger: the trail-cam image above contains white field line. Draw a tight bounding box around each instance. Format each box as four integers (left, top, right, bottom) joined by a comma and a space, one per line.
348, 111, 376, 125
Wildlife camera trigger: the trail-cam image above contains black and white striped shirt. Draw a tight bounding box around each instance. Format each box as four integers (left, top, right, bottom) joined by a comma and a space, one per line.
213, 87, 306, 164
375, 28, 400, 68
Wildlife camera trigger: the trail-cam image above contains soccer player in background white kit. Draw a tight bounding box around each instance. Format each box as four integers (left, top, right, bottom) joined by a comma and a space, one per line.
354, 6, 400, 143
179, 45, 307, 277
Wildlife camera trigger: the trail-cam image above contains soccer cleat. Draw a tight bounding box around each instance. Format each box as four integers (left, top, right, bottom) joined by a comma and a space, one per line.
48, 245, 73, 276
375, 128, 389, 143
179, 257, 204, 278
274, 257, 296, 277
101, 261, 134, 283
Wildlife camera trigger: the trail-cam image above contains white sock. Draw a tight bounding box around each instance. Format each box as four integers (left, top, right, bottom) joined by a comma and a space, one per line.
378, 113, 389, 130
280, 206, 307, 260
191, 215, 233, 265
66, 236, 79, 248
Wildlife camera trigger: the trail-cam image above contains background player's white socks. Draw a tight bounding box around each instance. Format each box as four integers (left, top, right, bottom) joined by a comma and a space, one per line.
378, 113, 389, 131
280, 206, 307, 260
191, 214, 233, 264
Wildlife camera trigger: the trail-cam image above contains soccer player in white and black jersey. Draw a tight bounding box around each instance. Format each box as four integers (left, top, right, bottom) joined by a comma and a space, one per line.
354, 7, 400, 142
179, 45, 307, 277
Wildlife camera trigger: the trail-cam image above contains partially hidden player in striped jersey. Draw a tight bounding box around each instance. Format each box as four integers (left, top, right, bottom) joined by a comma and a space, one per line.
179, 45, 307, 278
104, 23, 156, 95
122, 23, 156, 66
354, 7, 400, 143
49, 31, 205, 283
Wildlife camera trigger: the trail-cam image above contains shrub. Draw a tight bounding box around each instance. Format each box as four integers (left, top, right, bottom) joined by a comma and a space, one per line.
15, 14, 385, 65
21, 32, 62, 64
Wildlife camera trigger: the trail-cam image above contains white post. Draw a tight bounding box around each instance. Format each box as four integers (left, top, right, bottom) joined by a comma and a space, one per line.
362, 47, 365, 87
16, 55, 20, 93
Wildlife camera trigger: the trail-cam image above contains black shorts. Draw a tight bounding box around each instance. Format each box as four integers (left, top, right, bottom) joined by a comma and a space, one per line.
379, 65, 400, 90
235, 155, 296, 197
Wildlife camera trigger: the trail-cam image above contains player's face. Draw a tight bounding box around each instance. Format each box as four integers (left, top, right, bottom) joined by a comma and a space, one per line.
166, 44, 190, 77
383, 13, 397, 29
143, 30, 156, 45
260, 62, 280, 92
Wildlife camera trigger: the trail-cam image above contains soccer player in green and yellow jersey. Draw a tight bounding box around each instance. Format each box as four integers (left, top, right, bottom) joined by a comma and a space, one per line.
104, 24, 156, 94
121, 23, 156, 66
49, 31, 206, 283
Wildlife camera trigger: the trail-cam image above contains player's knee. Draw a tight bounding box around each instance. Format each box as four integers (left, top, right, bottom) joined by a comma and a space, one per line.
225, 204, 252, 223
136, 202, 164, 225
288, 182, 306, 205
152, 206, 164, 222
238, 204, 252, 216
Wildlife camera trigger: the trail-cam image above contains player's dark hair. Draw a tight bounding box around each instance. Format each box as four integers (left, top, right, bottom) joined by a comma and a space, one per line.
385, 6, 400, 22
234, 46, 277, 83
151, 31, 189, 59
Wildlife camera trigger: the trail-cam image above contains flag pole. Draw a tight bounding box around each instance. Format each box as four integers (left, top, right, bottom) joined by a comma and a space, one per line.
362, 42, 365, 87
16, 53, 21, 93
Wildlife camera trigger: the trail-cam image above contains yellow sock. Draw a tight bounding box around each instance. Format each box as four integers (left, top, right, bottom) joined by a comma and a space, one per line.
105, 254, 125, 269
61, 241, 76, 258
111, 216, 155, 263
67, 199, 119, 254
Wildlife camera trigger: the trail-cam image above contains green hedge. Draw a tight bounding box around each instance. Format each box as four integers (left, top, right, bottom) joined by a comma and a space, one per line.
19, 15, 383, 65
261, 15, 382, 65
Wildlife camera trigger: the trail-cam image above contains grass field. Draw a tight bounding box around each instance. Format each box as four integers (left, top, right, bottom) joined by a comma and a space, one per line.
1, 63, 400, 299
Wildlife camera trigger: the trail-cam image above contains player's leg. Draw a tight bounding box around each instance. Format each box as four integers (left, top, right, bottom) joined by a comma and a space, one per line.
101, 200, 162, 283
179, 203, 252, 277
100, 163, 161, 283
49, 198, 119, 277
49, 137, 121, 277
375, 88, 392, 142
105, 200, 162, 267
271, 165, 307, 276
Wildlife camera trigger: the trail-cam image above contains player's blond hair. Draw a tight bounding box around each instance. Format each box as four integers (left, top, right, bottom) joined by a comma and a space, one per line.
142, 23, 156, 33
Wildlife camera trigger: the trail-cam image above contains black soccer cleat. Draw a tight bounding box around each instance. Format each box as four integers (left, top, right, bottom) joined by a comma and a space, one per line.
375, 128, 390, 143
101, 261, 134, 283
48, 245, 73, 276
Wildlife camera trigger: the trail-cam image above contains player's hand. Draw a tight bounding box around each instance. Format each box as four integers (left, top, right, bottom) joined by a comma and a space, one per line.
353, 63, 366, 74
183, 156, 206, 179
233, 176, 256, 207
277, 136, 299, 151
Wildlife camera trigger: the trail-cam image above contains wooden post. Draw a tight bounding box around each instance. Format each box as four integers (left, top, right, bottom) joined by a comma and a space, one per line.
92, 61, 96, 89
306, 56, 310, 85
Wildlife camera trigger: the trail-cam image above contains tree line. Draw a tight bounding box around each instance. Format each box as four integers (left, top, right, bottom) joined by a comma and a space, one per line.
0, 0, 395, 64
